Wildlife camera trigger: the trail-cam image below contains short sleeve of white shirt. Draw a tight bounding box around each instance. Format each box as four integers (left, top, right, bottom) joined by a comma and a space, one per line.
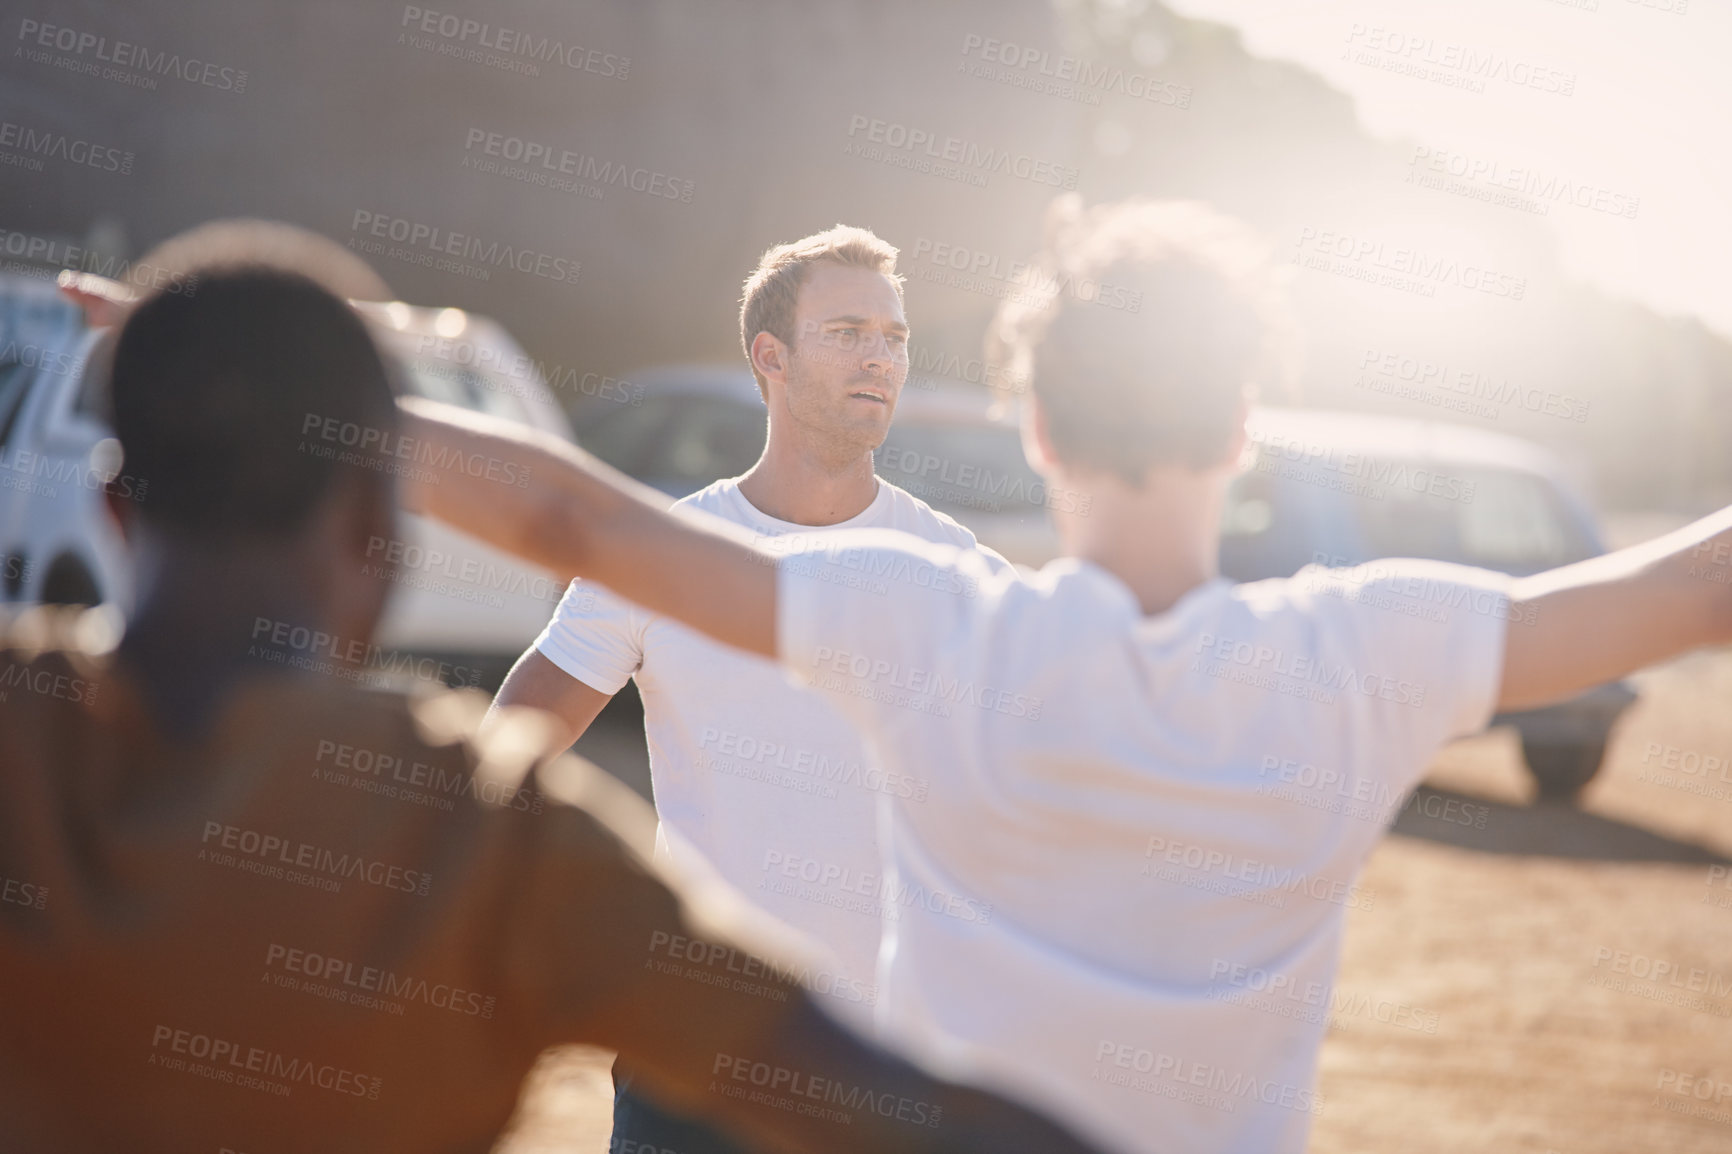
533, 579, 645, 696
1274, 558, 1513, 775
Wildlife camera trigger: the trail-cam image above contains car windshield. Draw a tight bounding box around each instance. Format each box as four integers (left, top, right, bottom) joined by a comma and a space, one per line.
876, 422, 1050, 533
398, 357, 532, 425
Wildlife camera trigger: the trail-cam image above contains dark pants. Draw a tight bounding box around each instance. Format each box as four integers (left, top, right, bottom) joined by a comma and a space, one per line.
610, 1062, 752, 1154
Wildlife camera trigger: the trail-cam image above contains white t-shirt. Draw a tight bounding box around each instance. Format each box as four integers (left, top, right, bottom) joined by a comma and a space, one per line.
535, 477, 1000, 1026
776, 532, 1511, 1154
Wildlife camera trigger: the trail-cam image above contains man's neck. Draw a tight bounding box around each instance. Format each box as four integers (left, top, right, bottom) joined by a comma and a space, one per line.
1059, 467, 1226, 617
736, 432, 880, 527
117, 545, 337, 737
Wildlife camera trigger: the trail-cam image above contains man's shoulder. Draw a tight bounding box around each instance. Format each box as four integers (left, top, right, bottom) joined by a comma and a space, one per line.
874, 478, 981, 549
671, 477, 748, 522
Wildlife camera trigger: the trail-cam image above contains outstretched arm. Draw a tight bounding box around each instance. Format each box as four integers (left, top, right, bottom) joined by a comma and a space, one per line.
1501, 507, 1732, 711
394, 397, 778, 658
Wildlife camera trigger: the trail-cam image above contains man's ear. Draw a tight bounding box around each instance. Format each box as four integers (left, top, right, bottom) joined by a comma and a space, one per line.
1219, 391, 1252, 474
749, 330, 790, 395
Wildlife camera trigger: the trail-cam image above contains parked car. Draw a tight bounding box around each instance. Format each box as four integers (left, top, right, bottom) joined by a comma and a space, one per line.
0, 273, 572, 686
353, 301, 574, 677
0, 275, 124, 611
575, 369, 1634, 801
1222, 407, 1637, 801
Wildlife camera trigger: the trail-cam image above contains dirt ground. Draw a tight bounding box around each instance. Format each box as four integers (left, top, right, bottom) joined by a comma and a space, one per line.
493, 643, 1732, 1154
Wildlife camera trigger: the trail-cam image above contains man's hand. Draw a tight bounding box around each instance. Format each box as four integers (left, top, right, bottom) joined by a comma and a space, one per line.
395, 398, 779, 658
1501, 506, 1732, 711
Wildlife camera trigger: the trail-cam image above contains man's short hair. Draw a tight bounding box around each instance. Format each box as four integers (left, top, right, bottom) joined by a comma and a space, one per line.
738, 225, 904, 395
110, 267, 396, 538
987, 196, 1290, 484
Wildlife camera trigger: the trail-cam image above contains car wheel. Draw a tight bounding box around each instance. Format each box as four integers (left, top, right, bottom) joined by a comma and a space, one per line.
1521, 737, 1606, 803
40, 555, 102, 607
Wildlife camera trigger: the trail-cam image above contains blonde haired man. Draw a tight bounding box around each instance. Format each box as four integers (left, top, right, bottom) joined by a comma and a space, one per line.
493, 225, 1006, 1151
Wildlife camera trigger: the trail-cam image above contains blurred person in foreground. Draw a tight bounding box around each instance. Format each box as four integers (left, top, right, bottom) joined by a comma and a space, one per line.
491, 226, 1010, 1154
0, 262, 1108, 1154
398, 195, 1732, 1154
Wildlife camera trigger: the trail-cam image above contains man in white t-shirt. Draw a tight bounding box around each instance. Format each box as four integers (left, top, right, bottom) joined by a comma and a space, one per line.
406, 197, 1732, 1154
491, 225, 1004, 1150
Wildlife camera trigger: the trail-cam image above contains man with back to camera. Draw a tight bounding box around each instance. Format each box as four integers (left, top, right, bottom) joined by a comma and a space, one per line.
491, 226, 1009, 1150
0, 253, 1114, 1154
397, 193, 1732, 1154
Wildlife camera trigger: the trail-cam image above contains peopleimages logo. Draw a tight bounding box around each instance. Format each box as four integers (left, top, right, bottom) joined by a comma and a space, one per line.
957, 34, 1192, 109
0, 228, 197, 295
148, 1024, 380, 1099
398, 6, 629, 79
647, 930, 877, 1009
1142, 834, 1376, 911
248, 615, 483, 690
264, 942, 497, 1019
711, 1053, 943, 1128
16, 18, 249, 93
1191, 631, 1426, 710
2, 874, 47, 910
906, 237, 1142, 314
1292, 227, 1526, 302
349, 210, 581, 286
312, 737, 544, 815
1354, 347, 1590, 425
1092, 1041, 1324, 1116
199, 820, 434, 897
299, 411, 531, 490
1405, 145, 1640, 221
0, 119, 133, 174
461, 127, 694, 203
759, 848, 994, 926
844, 114, 1079, 190
807, 644, 1043, 721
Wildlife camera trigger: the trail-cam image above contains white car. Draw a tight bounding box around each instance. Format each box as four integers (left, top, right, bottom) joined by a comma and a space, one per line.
0, 275, 124, 610
0, 275, 572, 683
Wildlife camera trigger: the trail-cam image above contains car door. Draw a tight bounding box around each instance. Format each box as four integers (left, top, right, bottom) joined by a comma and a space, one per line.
3, 328, 129, 607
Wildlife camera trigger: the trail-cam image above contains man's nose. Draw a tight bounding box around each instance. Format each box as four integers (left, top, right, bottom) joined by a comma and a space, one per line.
860, 333, 894, 374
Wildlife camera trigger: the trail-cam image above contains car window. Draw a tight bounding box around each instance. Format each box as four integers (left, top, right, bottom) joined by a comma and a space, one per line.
1455, 468, 1581, 570
1353, 463, 1587, 575
398, 358, 530, 425
0, 358, 30, 449
633, 397, 766, 492
73, 332, 113, 421
876, 422, 1049, 533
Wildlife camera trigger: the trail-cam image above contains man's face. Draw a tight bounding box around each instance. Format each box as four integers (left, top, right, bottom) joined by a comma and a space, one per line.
777, 263, 909, 454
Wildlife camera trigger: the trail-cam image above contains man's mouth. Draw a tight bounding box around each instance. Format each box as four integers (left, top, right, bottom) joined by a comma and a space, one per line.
849, 388, 888, 404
